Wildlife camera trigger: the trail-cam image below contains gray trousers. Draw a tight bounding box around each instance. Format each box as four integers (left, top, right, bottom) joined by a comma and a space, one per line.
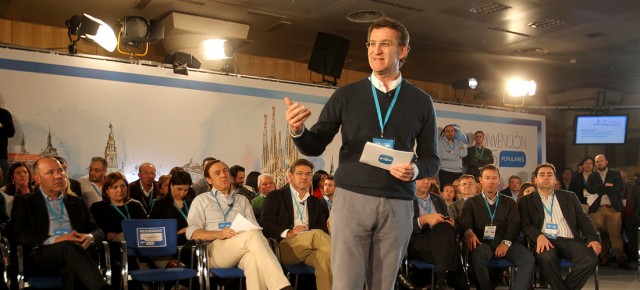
331, 187, 413, 290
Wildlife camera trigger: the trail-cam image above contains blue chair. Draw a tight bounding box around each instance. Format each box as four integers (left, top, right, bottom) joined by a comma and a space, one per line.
267, 238, 315, 289
559, 258, 599, 290
121, 219, 197, 290
196, 240, 245, 290
16, 240, 111, 289
487, 258, 516, 289
402, 258, 436, 289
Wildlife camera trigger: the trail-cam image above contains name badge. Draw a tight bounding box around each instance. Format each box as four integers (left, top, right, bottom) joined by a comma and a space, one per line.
53, 228, 71, 237
218, 222, 232, 229
622, 199, 627, 207
373, 138, 394, 149
544, 223, 559, 239
483, 225, 497, 240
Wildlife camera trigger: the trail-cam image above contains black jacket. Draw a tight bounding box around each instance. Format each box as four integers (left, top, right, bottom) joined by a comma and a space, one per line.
586, 169, 623, 213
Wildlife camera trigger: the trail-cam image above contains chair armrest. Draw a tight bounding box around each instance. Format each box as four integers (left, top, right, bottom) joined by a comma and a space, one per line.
267, 238, 282, 263
120, 240, 128, 290
16, 245, 24, 290
101, 241, 112, 285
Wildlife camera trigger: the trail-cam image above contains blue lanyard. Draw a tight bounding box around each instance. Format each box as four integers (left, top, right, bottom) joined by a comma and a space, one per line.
483, 193, 500, 225
90, 183, 102, 198
45, 197, 65, 228
140, 183, 154, 210
291, 191, 306, 222
371, 80, 402, 137
111, 204, 131, 220
541, 194, 555, 222
174, 201, 189, 221
446, 140, 456, 152
210, 190, 236, 222
417, 196, 433, 214
475, 146, 484, 159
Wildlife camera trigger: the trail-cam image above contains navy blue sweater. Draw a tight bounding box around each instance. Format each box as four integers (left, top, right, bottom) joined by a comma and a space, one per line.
293, 78, 440, 200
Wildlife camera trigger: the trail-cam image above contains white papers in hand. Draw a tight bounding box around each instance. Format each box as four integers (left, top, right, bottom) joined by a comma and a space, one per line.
359, 142, 414, 170
230, 214, 262, 233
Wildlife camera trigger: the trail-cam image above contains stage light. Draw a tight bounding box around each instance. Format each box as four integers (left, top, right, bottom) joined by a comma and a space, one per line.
66, 14, 117, 54
164, 52, 201, 76
203, 39, 236, 60
452, 78, 478, 90
117, 16, 164, 56
507, 79, 536, 97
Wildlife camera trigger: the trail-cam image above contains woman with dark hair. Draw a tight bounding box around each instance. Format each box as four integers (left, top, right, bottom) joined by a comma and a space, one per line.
150, 171, 193, 246
518, 182, 537, 203
157, 174, 171, 197
311, 170, 328, 199
90, 172, 147, 242
244, 171, 260, 194
1, 162, 34, 215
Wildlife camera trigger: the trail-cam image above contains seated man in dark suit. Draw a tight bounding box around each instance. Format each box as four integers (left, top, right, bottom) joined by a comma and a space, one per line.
499, 175, 522, 201
459, 164, 534, 290
259, 158, 331, 290
519, 162, 600, 290
128, 162, 160, 213
11, 157, 110, 290
407, 176, 468, 290
54, 156, 82, 197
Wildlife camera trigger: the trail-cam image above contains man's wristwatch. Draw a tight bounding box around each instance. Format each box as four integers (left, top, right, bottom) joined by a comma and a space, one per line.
501, 240, 512, 247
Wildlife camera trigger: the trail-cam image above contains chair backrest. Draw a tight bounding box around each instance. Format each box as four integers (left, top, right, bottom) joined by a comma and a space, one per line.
122, 219, 177, 257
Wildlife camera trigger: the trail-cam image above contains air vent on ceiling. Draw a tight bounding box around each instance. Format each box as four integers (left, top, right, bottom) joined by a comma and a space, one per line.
527, 18, 565, 29
469, 2, 511, 15
584, 32, 606, 39
488, 27, 534, 38
368, 0, 424, 13
265, 20, 292, 32
175, 0, 207, 6
346, 10, 386, 23
513, 47, 549, 55
133, 0, 153, 10
247, 10, 286, 20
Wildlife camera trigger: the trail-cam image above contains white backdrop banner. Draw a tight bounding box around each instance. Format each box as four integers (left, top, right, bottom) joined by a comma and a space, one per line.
0, 48, 544, 186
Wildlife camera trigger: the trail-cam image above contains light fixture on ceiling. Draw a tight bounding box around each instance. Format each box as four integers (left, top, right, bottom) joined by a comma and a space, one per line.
346, 10, 386, 23
504, 78, 536, 106
452, 78, 478, 90
117, 16, 164, 57
66, 14, 117, 54
203, 39, 236, 60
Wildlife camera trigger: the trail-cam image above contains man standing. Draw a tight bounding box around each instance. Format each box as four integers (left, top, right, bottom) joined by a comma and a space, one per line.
193, 157, 217, 195
438, 125, 468, 186
79, 157, 108, 207
11, 157, 110, 290
449, 174, 477, 221
186, 160, 292, 290
586, 154, 627, 267
230, 165, 255, 201
459, 165, 534, 290
408, 176, 467, 290
499, 175, 522, 201
0, 106, 14, 185
250, 173, 276, 220
569, 157, 595, 212
284, 17, 440, 289
260, 159, 332, 290
463, 131, 493, 180
322, 176, 335, 210
128, 162, 159, 213
519, 163, 600, 290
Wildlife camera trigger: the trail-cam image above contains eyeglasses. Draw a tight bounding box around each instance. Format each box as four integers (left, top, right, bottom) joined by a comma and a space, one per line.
365, 40, 400, 48
294, 172, 312, 177
460, 182, 475, 187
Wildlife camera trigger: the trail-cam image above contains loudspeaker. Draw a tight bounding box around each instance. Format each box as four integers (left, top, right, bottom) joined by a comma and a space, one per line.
308, 32, 350, 80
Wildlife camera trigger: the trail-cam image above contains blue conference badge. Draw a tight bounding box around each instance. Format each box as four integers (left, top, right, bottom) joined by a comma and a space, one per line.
136, 227, 167, 248
499, 151, 526, 167
378, 154, 394, 165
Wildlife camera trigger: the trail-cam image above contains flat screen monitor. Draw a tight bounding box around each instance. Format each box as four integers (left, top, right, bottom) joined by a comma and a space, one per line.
574, 115, 628, 145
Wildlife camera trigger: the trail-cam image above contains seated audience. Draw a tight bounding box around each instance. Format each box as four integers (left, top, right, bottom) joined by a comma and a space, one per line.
499, 175, 522, 201
518, 182, 537, 203
407, 176, 468, 290
323, 176, 335, 210
449, 174, 476, 221
250, 173, 276, 220
441, 183, 456, 206
2, 162, 34, 215
79, 157, 108, 207
54, 156, 82, 197
186, 159, 292, 290
245, 171, 260, 194
129, 162, 161, 213
11, 157, 110, 290
260, 159, 331, 290
157, 174, 171, 197
150, 171, 193, 246
519, 163, 600, 290
311, 170, 328, 199
459, 164, 534, 290
192, 157, 216, 195
229, 165, 255, 201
